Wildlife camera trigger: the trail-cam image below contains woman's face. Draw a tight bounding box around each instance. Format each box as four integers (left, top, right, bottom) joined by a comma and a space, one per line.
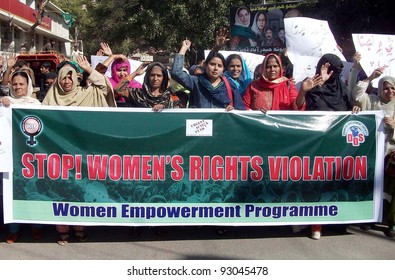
257, 13, 266, 31
227, 58, 243, 80
265, 56, 281, 81
206, 57, 224, 81
238, 9, 250, 26
11, 75, 28, 98
60, 72, 74, 92
382, 81, 395, 102
148, 66, 164, 91
116, 66, 128, 79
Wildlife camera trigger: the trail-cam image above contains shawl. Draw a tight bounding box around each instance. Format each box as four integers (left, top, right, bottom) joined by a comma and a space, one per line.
128, 86, 171, 108
42, 65, 116, 107
198, 73, 231, 107
378, 76, 395, 104
8, 71, 41, 105
243, 53, 297, 110
224, 55, 252, 95
196, 73, 245, 110
306, 54, 351, 111
109, 58, 142, 89
126, 62, 172, 108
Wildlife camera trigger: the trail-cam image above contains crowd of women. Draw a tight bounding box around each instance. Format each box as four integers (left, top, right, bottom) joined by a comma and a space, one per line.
0, 32, 394, 245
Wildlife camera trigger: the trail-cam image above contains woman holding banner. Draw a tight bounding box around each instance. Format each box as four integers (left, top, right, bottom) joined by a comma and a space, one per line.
243, 53, 309, 112
224, 54, 252, 96
299, 53, 360, 240
42, 55, 115, 245
1, 70, 42, 243
172, 39, 245, 110
113, 61, 175, 111
352, 73, 395, 238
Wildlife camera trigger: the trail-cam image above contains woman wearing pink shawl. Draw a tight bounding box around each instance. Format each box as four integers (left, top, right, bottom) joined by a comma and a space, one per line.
94, 43, 142, 106
109, 58, 143, 106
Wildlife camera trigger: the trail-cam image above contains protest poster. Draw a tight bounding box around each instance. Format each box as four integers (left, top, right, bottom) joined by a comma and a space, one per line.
284, 17, 350, 87
352, 33, 395, 88
1, 106, 384, 226
229, 2, 300, 54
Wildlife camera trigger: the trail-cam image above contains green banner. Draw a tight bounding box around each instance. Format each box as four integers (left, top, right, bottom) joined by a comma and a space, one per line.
2, 107, 384, 226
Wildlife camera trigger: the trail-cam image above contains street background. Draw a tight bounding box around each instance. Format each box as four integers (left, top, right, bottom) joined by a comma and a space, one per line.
0, 222, 393, 260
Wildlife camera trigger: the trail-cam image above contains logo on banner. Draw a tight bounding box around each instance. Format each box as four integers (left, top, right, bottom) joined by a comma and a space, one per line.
342, 121, 369, 146
186, 119, 213, 136
21, 116, 43, 146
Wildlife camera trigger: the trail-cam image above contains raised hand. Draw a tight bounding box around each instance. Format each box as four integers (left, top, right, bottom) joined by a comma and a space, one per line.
352, 52, 362, 70
135, 61, 150, 76
368, 67, 384, 81
76, 55, 91, 72
301, 74, 322, 92
320, 62, 333, 84
179, 39, 192, 55
7, 53, 18, 69
215, 27, 230, 48
100, 42, 113, 56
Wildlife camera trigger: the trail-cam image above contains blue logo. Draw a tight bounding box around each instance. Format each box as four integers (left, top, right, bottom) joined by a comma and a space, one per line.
342, 121, 369, 146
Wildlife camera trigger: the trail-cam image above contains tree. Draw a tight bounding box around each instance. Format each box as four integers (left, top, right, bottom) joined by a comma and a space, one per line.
53, 0, 264, 62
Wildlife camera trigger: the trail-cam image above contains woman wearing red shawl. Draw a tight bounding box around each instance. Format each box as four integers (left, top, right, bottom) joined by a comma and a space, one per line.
243, 53, 307, 112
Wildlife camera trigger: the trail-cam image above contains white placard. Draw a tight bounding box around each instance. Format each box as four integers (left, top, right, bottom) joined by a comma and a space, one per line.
284, 17, 345, 63
352, 33, 395, 87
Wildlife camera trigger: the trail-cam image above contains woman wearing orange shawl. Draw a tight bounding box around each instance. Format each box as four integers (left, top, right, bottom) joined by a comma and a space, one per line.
243, 53, 307, 112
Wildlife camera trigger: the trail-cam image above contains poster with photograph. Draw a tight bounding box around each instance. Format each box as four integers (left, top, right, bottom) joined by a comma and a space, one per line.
229, 2, 300, 54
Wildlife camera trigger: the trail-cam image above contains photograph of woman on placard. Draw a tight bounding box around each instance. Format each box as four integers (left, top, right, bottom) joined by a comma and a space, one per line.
230, 6, 257, 49
251, 11, 267, 47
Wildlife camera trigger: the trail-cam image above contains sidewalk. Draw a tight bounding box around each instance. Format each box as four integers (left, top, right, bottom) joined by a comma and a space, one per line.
0, 223, 394, 260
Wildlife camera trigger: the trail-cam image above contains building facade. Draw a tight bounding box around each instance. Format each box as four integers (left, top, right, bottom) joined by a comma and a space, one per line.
0, 0, 71, 55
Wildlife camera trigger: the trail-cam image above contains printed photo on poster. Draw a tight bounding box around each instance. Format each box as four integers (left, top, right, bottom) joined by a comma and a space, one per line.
229, 2, 300, 54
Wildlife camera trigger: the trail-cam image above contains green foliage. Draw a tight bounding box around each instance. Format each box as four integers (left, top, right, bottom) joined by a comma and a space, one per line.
52, 0, 263, 56
52, 0, 394, 63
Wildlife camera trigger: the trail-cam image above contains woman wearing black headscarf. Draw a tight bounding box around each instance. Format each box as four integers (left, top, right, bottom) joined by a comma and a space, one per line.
297, 53, 360, 240
114, 61, 172, 111
305, 53, 352, 111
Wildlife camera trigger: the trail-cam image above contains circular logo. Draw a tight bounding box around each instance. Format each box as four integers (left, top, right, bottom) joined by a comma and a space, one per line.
21, 116, 42, 146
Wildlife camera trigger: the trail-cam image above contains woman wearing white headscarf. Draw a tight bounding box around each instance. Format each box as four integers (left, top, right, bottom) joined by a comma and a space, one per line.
352, 73, 395, 154
0, 70, 41, 107
230, 6, 257, 49
0, 70, 42, 244
352, 74, 395, 237
42, 56, 115, 107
